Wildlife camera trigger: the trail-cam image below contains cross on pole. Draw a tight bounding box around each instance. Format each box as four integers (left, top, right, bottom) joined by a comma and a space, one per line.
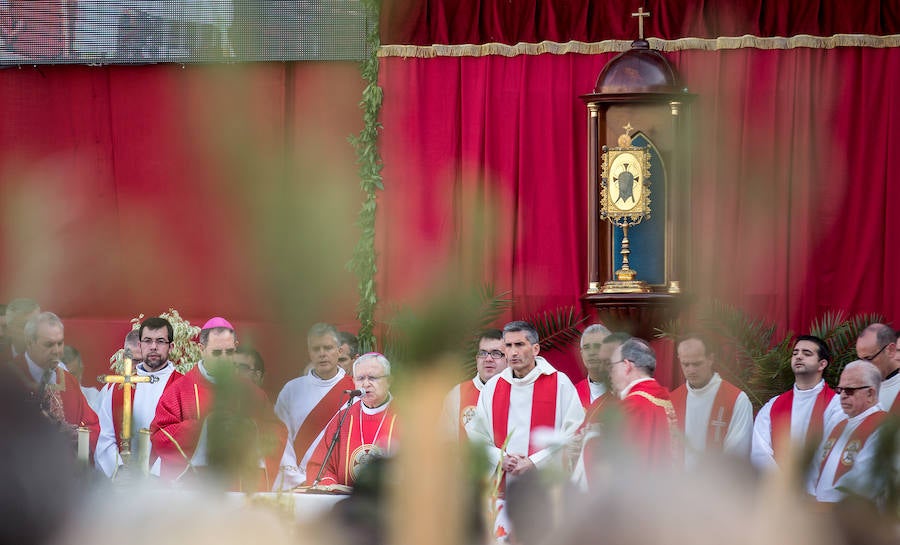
99, 349, 158, 463
631, 7, 650, 40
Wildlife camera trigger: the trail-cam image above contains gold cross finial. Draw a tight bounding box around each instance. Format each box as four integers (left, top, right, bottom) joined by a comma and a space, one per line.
631, 7, 650, 40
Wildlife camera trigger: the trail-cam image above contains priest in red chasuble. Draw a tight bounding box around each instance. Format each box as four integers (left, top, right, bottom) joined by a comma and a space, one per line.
305, 352, 398, 490
150, 317, 285, 490
7, 311, 100, 459
580, 337, 678, 479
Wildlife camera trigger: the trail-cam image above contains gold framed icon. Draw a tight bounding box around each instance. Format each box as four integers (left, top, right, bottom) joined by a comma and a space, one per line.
600, 145, 651, 227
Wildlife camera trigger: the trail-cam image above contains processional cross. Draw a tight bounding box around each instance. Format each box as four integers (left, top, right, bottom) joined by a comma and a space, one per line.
99, 349, 158, 464
631, 7, 650, 40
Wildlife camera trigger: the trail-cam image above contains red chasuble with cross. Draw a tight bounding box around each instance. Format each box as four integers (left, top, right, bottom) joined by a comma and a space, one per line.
305, 401, 398, 487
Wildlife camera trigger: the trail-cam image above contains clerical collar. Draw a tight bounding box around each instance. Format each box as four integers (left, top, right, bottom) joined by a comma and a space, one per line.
362, 394, 392, 414
310, 367, 343, 383
687, 373, 721, 395
197, 360, 215, 384
886, 368, 900, 381
137, 361, 171, 375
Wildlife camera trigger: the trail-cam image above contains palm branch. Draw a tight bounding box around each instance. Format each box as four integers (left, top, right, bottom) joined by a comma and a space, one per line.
522, 306, 589, 352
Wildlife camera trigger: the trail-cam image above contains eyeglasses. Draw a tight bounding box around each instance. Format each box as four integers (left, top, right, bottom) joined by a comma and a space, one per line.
858, 343, 891, 362
141, 338, 171, 346
236, 363, 261, 375
355, 375, 387, 383
834, 385, 873, 396
610, 359, 627, 366
477, 350, 505, 359
210, 348, 236, 357
581, 343, 604, 351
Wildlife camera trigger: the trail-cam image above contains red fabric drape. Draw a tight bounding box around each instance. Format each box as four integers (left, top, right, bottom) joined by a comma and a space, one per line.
382, 0, 900, 45
377, 48, 900, 381
0, 63, 365, 398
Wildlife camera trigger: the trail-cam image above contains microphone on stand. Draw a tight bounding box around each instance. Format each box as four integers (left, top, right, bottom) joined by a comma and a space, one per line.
309, 388, 360, 489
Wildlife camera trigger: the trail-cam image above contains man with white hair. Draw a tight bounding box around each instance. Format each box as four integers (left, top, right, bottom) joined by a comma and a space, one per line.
808, 360, 887, 502
305, 352, 398, 489
273, 323, 354, 490
7, 311, 100, 458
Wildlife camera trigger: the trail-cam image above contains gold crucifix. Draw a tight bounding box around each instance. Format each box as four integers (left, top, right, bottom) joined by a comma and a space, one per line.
99, 349, 158, 464
631, 7, 650, 40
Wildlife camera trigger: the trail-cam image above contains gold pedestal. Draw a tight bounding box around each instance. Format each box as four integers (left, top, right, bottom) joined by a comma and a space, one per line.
600, 278, 651, 293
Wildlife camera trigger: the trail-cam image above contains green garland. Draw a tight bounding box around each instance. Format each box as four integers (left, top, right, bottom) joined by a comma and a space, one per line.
348, 1, 383, 353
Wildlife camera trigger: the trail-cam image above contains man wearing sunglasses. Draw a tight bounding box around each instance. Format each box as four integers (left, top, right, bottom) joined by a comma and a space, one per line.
442, 329, 508, 439
855, 323, 900, 412
96, 319, 182, 477
751, 335, 841, 471
151, 316, 284, 490
808, 360, 886, 502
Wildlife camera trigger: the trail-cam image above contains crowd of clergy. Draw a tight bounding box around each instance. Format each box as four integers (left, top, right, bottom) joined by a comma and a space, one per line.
2, 296, 899, 545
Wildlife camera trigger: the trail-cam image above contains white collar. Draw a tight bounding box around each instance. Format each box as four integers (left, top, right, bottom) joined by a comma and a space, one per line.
794, 378, 825, 395
502, 356, 556, 386
845, 404, 883, 427
197, 360, 215, 383
136, 361, 174, 376
471, 376, 486, 392
362, 394, 392, 414
620, 377, 653, 399
687, 372, 722, 396
309, 367, 346, 386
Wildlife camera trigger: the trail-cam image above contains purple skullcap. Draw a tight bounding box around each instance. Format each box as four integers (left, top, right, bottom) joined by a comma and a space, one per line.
201, 316, 234, 331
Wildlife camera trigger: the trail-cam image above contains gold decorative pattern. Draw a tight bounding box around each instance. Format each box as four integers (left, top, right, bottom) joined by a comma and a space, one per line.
379, 34, 900, 58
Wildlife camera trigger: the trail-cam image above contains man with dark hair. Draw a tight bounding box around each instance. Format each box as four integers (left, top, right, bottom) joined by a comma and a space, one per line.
234, 346, 264, 387
442, 329, 507, 439
670, 335, 752, 469
2, 297, 40, 364
337, 330, 360, 373
469, 321, 583, 478
151, 317, 284, 489
751, 334, 840, 470
856, 322, 900, 411
6, 311, 100, 460
96, 320, 182, 477
273, 322, 355, 490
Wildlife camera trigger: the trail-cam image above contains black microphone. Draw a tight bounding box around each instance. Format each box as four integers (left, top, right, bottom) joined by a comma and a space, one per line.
344, 389, 364, 397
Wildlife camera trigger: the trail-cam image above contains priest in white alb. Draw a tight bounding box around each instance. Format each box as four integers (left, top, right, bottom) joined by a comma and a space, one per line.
272, 323, 354, 490
670, 336, 752, 469
441, 329, 508, 440
96, 319, 182, 477
468, 321, 584, 477
808, 360, 887, 502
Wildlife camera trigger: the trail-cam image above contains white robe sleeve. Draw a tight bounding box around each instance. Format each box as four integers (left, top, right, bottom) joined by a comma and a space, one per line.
94, 386, 121, 478
723, 391, 753, 459
751, 397, 777, 470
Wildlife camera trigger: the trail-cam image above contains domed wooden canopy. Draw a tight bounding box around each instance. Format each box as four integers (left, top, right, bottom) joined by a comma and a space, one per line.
592, 39, 683, 96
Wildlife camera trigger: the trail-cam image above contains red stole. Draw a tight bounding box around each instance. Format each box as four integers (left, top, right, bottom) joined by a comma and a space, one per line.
670, 380, 741, 451
491, 372, 558, 455
111, 370, 182, 448
458, 380, 481, 438
575, 379, 591, 408
816, 410, 886, 487
770, 385, 835, 455
292, 374, 355, 461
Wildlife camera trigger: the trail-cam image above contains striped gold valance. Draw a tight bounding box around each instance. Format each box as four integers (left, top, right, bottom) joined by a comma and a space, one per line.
379, 34, 900, 58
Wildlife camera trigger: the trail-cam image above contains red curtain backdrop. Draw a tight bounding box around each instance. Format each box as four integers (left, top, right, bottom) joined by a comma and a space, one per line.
382, 0, 900, 45
377, 47, 900, 382
3, 2, 900, 392
0, 63, 365, 397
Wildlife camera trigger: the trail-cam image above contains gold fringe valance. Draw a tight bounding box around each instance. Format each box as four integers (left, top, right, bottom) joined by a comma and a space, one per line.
379, 34, 900, 58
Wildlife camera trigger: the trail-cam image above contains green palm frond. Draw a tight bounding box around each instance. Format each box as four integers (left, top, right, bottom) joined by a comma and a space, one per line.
700, 299, 776, 359
524, 306, 589, 352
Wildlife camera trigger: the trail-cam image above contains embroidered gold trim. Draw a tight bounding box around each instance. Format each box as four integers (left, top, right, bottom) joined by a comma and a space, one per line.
379, 34, 900, 58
